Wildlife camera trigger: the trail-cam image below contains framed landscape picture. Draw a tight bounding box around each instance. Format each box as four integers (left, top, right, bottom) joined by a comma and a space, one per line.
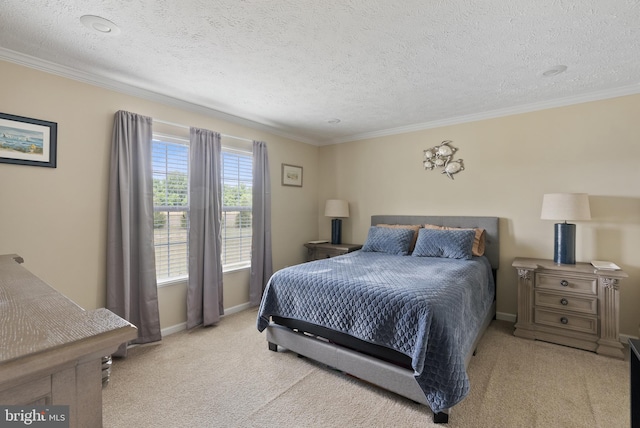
0, 112, 57, 168
281, 163, 303, 187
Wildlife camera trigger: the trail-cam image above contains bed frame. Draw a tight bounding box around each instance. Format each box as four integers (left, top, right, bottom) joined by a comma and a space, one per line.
265, 215, 500, 424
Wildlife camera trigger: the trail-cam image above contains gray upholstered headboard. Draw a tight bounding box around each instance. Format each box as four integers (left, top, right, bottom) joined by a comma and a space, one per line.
371, 215, 500, 270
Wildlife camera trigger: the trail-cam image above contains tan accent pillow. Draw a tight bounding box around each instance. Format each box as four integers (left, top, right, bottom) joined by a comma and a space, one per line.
423, 224, 486, 256
376, 224, 421, 253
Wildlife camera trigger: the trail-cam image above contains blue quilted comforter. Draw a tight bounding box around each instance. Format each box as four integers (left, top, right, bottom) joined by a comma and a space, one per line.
257, 251, 495, 413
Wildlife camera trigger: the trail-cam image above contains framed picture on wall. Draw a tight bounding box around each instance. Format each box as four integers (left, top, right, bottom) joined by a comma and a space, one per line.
0, 112, 57, 168
281, 163, 303, 187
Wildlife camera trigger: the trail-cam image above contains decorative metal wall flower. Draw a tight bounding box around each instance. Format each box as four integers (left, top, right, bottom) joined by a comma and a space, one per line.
423, 140, 464, 180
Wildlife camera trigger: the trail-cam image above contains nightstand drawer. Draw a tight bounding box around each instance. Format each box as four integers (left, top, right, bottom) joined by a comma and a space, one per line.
316, 247, 346, 258
304, 243, 362, 262
535, 308, 597, 335
535, 290, 598, 315
536, 273, 596, 295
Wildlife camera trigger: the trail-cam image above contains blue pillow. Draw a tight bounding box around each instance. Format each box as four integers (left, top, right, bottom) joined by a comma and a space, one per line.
412, 228, 475, 260
361, 226, 415, 256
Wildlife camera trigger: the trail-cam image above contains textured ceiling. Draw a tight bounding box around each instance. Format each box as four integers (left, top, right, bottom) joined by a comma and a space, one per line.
1, 0, 640, 145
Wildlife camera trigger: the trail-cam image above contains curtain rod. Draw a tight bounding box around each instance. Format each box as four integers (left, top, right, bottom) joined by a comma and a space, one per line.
153, 118, 254, 143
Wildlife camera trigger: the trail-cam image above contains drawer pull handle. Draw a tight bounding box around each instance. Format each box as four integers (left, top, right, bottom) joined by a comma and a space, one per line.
560, 317, 568, 324
560, 298, 568, 306
560, 280, 569, 287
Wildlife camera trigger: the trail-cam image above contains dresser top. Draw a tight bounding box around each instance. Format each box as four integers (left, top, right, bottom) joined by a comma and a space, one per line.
0, 254, 137, 364
512, 257, 628, 278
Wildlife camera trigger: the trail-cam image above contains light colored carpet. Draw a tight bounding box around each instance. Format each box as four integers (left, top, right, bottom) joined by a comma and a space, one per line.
103, 308, 630, 427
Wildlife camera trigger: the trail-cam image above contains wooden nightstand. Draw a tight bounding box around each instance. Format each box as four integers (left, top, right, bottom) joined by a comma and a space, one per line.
512, 257, 628, 359
304, 242, 362, 262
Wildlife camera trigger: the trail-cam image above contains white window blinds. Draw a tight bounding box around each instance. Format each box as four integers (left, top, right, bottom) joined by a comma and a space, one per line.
221, 149, 252, 269
152, 137, 189, 282
151, 135, 252, 280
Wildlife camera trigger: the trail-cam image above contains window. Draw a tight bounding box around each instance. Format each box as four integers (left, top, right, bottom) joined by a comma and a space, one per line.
152, 136, 189, 283
221, 149, 253, 270
151, 135, 252, 282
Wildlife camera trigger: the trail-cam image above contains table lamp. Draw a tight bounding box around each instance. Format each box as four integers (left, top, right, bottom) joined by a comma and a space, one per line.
540, 193, 591, 264
324, 199, 349, 245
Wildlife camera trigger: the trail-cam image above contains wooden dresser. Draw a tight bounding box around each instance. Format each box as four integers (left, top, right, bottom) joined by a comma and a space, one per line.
512, 257, 627, 359
0, 254, 137, 427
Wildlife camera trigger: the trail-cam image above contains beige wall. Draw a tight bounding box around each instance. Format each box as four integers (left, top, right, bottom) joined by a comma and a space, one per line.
2, 58, 638, 338
0, 60, 319, 330
318, 95, 640, 337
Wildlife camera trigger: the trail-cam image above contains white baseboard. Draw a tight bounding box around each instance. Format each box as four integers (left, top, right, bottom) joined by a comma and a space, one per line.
161, 322, 187, 337
496, 312, 638, 345
224, 301, 253, 316
496, 312, 516, 323
160, 301, 254, 337
161, 305, 639, 346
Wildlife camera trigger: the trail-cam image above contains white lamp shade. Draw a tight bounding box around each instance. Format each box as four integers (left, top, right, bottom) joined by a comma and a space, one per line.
541, 193, 591, 221
324, 199, 349, 218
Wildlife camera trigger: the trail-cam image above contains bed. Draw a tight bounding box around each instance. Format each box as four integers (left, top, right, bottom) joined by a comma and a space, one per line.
257, 215, 499, 424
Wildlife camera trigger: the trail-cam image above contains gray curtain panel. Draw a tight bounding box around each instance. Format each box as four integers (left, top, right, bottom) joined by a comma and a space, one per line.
249, 140, 273, 306
187, 127, 224, 328
106, 110, 161, 357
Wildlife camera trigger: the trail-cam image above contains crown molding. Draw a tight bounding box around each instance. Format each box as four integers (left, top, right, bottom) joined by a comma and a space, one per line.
0, 47, 319, 145
325, 83, 640, 145
4, 47, 639, 148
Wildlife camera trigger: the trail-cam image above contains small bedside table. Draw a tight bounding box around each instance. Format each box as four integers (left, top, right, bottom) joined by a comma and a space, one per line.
512, 257, 628, 359
304, 242, 362, 262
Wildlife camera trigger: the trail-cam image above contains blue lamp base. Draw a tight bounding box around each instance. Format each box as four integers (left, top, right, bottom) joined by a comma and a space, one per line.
554, 222, 576, 264
331, 218, 342, 245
